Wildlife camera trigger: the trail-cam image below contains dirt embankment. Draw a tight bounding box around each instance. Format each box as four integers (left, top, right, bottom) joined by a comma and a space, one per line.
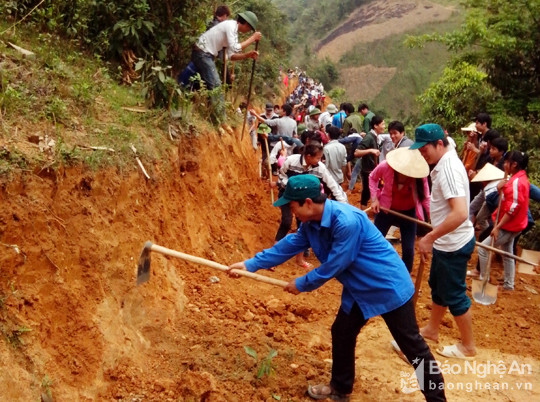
1, 121, 539, 401
0, 128, 284, 400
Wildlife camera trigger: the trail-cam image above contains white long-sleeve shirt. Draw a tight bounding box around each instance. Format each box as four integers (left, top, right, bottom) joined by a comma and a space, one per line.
196, 20, 241, 57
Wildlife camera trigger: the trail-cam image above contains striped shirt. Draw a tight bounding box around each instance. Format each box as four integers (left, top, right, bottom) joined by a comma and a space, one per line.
278, 154, 347, 203
430, 149, 474, 252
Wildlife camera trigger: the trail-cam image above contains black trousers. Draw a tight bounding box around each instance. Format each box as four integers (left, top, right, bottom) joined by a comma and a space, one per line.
360, 171, 371, 206
330, 299, 446, 401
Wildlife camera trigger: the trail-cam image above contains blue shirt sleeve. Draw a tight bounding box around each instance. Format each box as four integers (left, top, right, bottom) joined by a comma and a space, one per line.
295, 214, 362, 292
244, 230, 310, 272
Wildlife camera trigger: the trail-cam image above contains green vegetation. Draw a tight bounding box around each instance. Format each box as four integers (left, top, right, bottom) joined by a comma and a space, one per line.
243, 345, 278, 379
41, 374, 53, 398
410, 0, 540, 249
339, 15, 463, 120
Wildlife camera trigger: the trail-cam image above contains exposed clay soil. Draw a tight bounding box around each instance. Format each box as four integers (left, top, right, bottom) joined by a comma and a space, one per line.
1, 125, 540, 401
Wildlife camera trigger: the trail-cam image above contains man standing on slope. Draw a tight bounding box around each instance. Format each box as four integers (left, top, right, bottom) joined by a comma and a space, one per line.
410, 123, 476, 360
191, 11, 261, 115
227, 174, 445, 402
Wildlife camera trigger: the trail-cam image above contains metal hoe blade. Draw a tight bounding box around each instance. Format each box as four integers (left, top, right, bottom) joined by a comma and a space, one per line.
136, 241, 153, 285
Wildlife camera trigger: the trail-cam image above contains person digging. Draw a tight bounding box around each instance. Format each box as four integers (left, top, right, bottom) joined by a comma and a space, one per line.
227, 174, 446, 401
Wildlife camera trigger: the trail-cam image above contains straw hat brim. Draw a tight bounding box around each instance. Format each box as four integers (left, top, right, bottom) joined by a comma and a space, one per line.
385, 147, 429, 178
471, 162, 505, 182
461, 122, 477, 132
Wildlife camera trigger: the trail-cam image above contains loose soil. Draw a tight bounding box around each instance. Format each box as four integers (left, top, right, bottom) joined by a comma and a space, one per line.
316, 0, 454, 62
1, 127, 539, 401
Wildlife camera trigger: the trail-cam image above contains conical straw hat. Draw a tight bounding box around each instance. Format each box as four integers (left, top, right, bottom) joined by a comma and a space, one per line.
471, 162, 505, 182
461, 122, 477, 132
386, 147, 429, 178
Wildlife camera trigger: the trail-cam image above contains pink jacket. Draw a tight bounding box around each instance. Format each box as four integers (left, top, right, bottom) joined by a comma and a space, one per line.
369, 161, 430, 221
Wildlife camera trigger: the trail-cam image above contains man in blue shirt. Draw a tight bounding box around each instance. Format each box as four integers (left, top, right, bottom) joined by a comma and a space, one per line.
227, 175, 445, 401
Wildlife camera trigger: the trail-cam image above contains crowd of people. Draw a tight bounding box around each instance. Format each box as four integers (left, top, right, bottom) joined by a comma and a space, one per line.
232, 76, 538, 401
181, 6, 538, 402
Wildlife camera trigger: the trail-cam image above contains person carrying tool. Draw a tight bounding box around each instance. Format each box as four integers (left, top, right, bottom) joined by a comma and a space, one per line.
410, 123, 476, 360
476, 150, 530, 291
191, 11, 261, 115
369, 147, 430, 272
227, 174, 445, 402
353, 115, 384, 209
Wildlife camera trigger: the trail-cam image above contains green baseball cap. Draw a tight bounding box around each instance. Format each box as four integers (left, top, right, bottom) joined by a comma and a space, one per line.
273, 175, 322, 207
238, 11, 258, 30
410, 123, 445, 150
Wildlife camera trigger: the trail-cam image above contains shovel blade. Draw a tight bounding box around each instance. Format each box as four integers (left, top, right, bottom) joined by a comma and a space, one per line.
472, 278, 498, 305
136, 241, 152, 285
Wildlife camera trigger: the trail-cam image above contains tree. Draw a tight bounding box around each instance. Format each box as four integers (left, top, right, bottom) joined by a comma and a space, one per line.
406, 0, 540, 119
417, 62, 498, 132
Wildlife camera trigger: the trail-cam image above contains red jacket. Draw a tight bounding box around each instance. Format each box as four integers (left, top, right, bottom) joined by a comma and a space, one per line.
494, 170, 529, 232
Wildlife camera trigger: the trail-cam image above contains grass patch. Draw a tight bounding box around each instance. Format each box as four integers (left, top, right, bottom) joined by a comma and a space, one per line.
0, 22, 185, 174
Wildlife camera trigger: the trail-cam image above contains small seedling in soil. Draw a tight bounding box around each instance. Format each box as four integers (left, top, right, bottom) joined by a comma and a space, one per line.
41, 374, 53, 398
243, 346, 278, 379
7, 326, 31, 347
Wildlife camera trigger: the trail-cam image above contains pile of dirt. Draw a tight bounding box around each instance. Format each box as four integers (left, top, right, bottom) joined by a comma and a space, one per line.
1, 125, 539, 401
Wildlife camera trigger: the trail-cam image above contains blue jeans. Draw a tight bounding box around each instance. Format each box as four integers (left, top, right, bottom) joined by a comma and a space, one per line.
347, 158, 361, 191
191, 48, 224, 117
267, 135, 303, 148
191, 49, 220, 89
374, 207, 416, 272
478, 229, 519, 290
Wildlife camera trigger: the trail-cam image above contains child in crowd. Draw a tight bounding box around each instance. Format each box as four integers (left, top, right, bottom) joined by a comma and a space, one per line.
488, 137, 508, 170
476, 151, 530, 291
273, 138, 347, 268
323, 126, 348, 185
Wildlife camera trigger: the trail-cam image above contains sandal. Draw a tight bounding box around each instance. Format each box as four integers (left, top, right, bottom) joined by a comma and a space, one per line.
307, 384, 350, 401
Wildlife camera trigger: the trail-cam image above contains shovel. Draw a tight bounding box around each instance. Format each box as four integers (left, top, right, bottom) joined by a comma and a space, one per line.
136, 241, 287, 287
472, 193, 504, 305
412, 254, 426, 307
471, 242, 498, 305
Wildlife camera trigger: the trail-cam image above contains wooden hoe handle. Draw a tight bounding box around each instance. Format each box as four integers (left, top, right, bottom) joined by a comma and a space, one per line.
148, 243, 288, 288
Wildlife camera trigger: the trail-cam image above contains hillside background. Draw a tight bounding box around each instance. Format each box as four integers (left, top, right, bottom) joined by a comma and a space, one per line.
273, 0, 462, 121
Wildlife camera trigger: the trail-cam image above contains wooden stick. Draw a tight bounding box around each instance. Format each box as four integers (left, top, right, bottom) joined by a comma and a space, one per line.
240, 41, 259, 141
130, 145, 151, 180
480, 192, 504, 288
380, 207, 537, 266
263, 136, 274, 203
412, 254, 426, 307
222, 51, 227, 89
149, 243, 287, 287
